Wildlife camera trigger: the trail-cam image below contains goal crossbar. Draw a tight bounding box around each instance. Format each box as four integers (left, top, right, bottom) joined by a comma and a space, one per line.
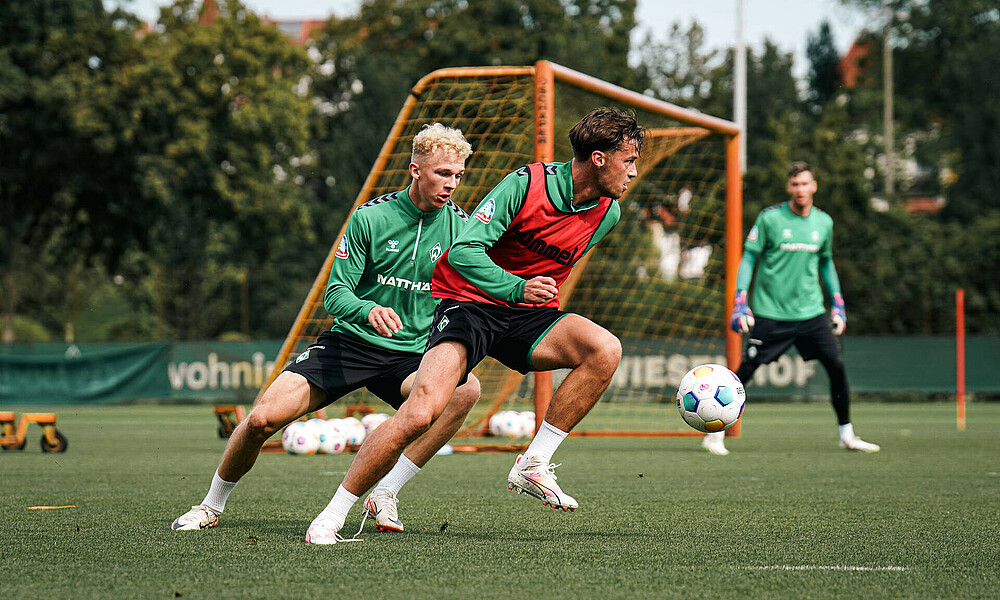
256, 61, 743, 439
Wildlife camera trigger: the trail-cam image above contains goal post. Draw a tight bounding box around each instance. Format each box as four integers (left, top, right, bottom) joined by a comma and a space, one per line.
257, 61, 743, 440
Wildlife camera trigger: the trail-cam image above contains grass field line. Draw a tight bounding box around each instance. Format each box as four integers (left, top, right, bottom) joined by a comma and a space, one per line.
741, 566, 909, 572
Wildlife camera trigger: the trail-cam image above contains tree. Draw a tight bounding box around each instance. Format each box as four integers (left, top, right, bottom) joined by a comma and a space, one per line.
633, 21, 720, 111
841, 0, 1000, 220
305, 0, 642, 221
806, 21, 842, 115
110, 0, 316, 339
899, 0, 1000, 220
0, 0, 146, 341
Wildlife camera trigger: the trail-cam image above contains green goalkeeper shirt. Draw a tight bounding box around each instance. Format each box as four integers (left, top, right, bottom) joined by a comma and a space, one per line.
324, 187, 469, 353
740, 202, 838, 321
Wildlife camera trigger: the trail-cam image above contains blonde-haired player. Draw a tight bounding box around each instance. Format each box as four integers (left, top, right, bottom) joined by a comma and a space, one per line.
172, 124, 481, 536
412, 121, 473, 162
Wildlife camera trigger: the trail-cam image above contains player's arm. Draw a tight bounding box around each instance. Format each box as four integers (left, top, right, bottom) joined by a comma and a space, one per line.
324, 214, 402, 336
819, 219, 846, 335
820, 256, 846, 335
729, 216, 765, 333
729, 250, 758, 333
446, 171, 535, 304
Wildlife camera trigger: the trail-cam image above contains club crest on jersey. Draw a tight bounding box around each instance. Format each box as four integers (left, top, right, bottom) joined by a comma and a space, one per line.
335, 235, 349, 259
429, 242, 443, 263
386, 239, 400, 253
295, 349, 310, 363
812, 231, 819, 241
437, 316, 450, 332
782, 229, 792, 239
475, 198, 496, 224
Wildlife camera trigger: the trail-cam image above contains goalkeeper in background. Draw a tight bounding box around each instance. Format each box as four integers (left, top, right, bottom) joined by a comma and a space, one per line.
708, 161, 879, 456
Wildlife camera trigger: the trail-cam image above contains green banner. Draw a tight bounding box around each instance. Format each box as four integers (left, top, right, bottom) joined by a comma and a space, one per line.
0, 341, 279, 405
165, 342, 279, 402
610, 336, 1000, 399
0, 337, 997, 405
0, 344, 170, 404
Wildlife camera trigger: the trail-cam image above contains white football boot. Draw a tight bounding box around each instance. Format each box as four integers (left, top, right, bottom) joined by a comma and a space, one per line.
507, 454, 578, 512
839, 435, 880, 453
171, 505, 220, 531
362, 488, 404, 532
701, 432, 730, 456
305, 516, 363, 545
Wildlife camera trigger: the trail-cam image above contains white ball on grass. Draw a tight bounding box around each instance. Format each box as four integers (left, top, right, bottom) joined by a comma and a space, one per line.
361, 412, 390, 434
316, 421, 348, 453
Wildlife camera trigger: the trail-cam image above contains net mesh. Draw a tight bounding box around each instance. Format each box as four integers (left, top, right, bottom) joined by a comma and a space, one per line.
265, 66, 733, 438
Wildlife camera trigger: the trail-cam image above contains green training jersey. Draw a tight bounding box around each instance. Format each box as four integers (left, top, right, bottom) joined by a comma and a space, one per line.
742, 202, 834, 321
325, 187, 469, 353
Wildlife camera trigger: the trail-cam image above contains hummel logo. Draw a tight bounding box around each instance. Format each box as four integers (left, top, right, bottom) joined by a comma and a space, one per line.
387, 240, 400, 252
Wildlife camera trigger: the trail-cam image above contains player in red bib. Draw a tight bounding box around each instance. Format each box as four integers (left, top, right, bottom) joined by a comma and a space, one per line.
307, 108, 642, 540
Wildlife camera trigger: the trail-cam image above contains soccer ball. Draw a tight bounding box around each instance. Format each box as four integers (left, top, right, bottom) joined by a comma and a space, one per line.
316, 420, 347, 454
283, 421, 320, 455
361, 412, 390, 434
488, 411, 506, 436
340, 417, 367, 445
517, 411, 536, 438
281, 421, 307, 452
490, 410, 521, 438
676, 364, 746, 433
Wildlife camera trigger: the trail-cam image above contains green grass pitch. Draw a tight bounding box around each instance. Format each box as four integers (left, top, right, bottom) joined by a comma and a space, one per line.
2, 402, 997, 599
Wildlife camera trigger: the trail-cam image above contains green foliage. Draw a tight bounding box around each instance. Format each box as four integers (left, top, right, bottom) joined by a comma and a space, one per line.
0, 0, 145, 341
893, 0, 1000, 220
841, 0, 1000, 220
0, 315, 55, 342
4, 0, 997, 341
110, 0, 316, 339
806, 22, 841, 114
306, 0, 642, 227
633, 22, 719, 110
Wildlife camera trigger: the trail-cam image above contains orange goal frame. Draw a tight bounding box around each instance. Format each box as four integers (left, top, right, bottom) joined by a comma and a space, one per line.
255, 60, 744, 438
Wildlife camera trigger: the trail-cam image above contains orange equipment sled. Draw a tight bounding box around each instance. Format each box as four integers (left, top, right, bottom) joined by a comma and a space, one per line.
0, 412, 68, 452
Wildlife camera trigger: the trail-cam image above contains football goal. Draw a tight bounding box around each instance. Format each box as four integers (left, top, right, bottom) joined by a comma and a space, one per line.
257, 60, 743, 441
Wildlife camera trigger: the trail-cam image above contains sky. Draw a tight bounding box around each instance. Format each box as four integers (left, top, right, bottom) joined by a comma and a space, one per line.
115, 0, 870, 78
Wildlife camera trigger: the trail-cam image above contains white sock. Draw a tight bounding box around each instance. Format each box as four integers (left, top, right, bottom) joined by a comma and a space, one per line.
312, 484, 358, 529
201, 471, 237, 514
376, 454, 421, 495
705, 431, 726, 444
523, 420, 568, 465
839, 423, 854, 441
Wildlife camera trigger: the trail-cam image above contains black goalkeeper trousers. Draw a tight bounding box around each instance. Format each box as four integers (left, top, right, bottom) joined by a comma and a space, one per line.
735, 315, 851, 426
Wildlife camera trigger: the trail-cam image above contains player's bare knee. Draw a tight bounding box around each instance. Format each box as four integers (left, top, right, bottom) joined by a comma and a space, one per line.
395, 406, 436, 440
587, 332, 622, 379
454, 375, 481, 411
243, 410, 283, 440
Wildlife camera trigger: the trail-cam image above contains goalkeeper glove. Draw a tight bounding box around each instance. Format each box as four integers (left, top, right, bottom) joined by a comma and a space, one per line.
729, 290, 755, 334
830, 293, 847, 336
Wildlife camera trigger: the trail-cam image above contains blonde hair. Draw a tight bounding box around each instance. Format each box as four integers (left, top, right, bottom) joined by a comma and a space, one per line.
411, 123, 473, 163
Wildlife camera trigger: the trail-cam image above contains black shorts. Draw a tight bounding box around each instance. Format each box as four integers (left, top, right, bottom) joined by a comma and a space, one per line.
426, 298, 569, 382
743, 315, 841, 366
282, 331, 420, 410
